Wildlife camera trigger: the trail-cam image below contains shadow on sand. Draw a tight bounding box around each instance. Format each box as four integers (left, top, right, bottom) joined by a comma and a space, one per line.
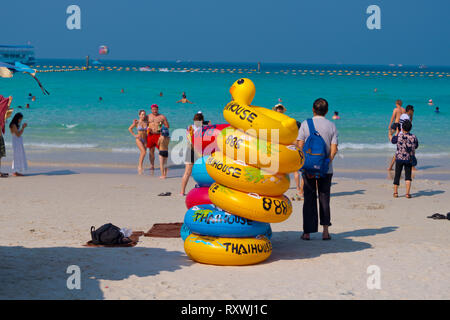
26, 170, 79, 176
0, 245, 192, 299
269, 226, 398, 261
411, 189, 445, 197
331, 189, 365, 197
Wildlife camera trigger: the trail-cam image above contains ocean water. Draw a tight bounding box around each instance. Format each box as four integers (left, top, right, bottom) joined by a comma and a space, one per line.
1, 59, 449, 171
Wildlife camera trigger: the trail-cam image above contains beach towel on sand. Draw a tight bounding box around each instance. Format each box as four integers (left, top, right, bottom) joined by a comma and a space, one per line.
84, 231, 144, 247
144, 223, 183, 238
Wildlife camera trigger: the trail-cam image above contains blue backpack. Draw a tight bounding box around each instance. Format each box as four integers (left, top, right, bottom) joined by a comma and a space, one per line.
301, 119, 330, 178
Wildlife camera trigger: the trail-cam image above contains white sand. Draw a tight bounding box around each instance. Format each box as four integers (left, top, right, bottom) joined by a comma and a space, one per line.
0, 171, 449, 299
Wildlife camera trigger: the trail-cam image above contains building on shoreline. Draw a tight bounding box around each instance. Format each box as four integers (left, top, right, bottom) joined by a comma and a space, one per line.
0, 45, 35, 64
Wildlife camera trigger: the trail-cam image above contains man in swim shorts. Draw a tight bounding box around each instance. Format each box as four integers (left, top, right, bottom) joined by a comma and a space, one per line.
147, 104, 169, 170
387, 100, 406, 170
388, 100, 405, 135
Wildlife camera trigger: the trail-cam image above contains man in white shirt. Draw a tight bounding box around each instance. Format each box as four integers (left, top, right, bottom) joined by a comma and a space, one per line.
296, 98, 338, 240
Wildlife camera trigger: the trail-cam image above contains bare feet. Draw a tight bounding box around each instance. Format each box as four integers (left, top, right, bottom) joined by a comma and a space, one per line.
159, 175, 166, 179
12, 172, 24, 177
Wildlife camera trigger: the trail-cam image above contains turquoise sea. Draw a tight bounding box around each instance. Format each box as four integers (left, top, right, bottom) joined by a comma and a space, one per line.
1, 59, 449, 176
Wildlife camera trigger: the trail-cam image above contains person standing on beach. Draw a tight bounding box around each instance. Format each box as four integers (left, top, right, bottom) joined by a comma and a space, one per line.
387, 100, 406, 170
180, 112, 204, 195
128, 109, 148, 175
157, 126, 170, 179
399, 105, 416, 168
296, 98, 338, 240
147, 104, 169, 171
388, 100, 406, 135
9, 113, 28, 176
389, 120, 418, 199
0, 95, 13, 177
273, 103, 304, 200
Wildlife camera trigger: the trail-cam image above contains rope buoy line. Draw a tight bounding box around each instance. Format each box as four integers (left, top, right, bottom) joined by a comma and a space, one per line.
29, 65, 450, 77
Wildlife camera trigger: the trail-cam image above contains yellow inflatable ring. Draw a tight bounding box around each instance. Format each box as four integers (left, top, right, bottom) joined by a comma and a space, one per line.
184, 234, 272, 266
216, 127, 304, 174
209, 183, 292, 223
223, 78, 299, 145
205, 152, 290, 196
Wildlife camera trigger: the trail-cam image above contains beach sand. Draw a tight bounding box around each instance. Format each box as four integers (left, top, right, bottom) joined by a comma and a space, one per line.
0, 170, 449, 300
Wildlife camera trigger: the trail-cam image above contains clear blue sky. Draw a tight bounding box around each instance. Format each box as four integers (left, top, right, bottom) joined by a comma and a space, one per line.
2, 0, 449, 65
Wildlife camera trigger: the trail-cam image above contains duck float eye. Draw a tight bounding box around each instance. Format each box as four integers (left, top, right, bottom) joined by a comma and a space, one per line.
237, 78, 245, 85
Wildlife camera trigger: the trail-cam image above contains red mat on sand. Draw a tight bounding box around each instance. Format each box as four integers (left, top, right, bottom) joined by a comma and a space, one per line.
144, 223, 183, 238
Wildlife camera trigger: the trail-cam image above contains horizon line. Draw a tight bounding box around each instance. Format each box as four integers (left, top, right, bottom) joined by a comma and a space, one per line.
32, 58, 450, 69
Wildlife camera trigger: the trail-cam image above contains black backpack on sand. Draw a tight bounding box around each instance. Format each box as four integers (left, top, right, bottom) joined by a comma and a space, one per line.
90, 223, 130, 245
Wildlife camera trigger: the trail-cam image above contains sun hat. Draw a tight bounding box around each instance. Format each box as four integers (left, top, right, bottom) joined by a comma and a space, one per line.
273, 103, 287, 113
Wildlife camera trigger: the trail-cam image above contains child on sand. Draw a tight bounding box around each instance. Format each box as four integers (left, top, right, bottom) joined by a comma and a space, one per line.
389, 120, 418, 199
157, 126, 170, 179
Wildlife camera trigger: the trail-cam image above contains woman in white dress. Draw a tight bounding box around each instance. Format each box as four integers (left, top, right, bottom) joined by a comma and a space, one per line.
9, 113, 28, 176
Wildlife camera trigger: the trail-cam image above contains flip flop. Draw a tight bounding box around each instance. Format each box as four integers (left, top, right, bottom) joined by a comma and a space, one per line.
427, 213, 446, 220
300, 234, 310, 241
158, 192, 172, 196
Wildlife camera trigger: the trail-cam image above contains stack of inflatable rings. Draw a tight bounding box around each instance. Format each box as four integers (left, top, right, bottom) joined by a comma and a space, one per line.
183, 78, 304, 266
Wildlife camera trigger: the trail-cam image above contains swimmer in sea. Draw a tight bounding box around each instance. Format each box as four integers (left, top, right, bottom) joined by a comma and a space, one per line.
435, 107, 440, 113
332, 111, 340, 120
177, 92, 193, 104
128, 109, 148, 175
387, 100, 406, 171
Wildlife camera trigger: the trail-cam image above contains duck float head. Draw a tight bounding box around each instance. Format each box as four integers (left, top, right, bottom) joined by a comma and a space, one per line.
229, 78, 255, 105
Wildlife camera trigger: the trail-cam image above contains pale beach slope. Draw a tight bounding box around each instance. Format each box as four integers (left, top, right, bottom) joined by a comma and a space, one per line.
0, 171, 449, 299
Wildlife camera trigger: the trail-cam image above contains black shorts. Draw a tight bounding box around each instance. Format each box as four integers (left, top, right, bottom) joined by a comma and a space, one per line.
390, 122, 400, 131
159, 150, 168, 158
184, 146, 197, 164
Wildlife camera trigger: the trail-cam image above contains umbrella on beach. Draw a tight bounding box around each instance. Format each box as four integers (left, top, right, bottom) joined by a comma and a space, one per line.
0, 61, 50, 95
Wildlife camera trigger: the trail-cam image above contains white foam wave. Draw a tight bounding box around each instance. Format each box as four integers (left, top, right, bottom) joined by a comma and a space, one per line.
22, 142, 99, 149
62, 124, 79, 129
339, 143, 396, 151
111, 148, 139, 153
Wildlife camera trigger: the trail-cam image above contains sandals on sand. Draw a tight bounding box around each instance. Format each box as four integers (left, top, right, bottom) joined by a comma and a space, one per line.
0, 173, 8, 178
300, 233, 310, 241
406, 194, 412, 199
427, 213, 448, 220
393, 193, 398, 198
158, 192, 172, 196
